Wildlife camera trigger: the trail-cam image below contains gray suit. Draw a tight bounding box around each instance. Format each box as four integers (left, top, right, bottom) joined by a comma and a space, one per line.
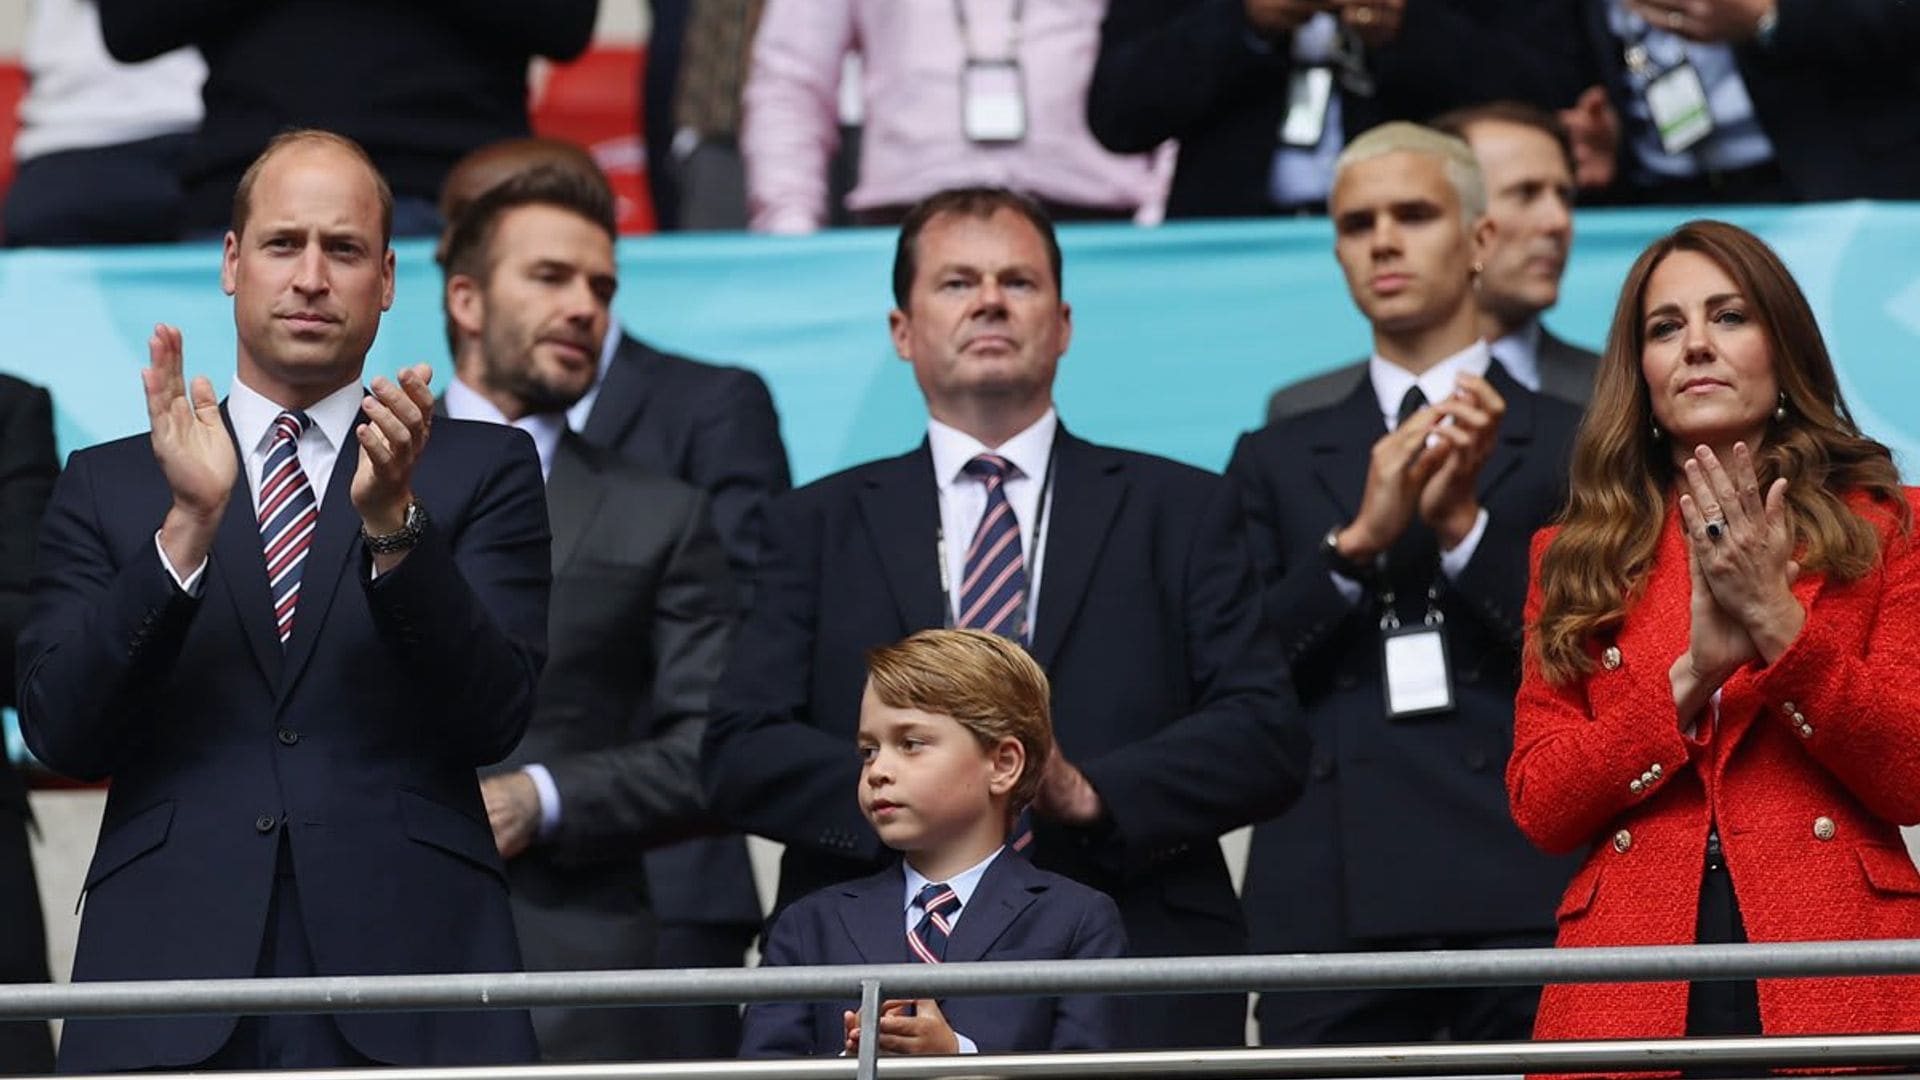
1266, 326, 1598, 423
494, 431, 735, 1061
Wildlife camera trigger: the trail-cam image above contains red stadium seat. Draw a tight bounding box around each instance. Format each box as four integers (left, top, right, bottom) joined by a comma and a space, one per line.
532, 45, 656, 234
0, 61, 28, 211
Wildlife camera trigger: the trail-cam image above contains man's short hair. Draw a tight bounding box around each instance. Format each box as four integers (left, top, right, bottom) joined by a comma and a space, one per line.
231, 129, 394, 247
436, 138, 606, 265
865, 629, 1054, 811
1332, 122, 1487, 225
891, 187, 1063, 309
440, 164, 618, 286
1430, 100, 1578, 181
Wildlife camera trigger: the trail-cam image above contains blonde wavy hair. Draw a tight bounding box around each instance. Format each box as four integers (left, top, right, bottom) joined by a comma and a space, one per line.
1531, 221, 1906, 684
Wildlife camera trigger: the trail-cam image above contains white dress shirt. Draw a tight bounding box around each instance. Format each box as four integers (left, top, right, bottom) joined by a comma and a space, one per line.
159, 375, 365, 594
1327, 341, 1494, 603
929, 408, 1058, 633
900, 846, 1005, 1055
443, 376, 571, 836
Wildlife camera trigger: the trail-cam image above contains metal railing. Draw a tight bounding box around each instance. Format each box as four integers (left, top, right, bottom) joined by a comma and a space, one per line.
8, 940, 1920, 1079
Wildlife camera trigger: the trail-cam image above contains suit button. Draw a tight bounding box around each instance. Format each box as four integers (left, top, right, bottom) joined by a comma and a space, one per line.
1613, 829, 1632, 853
276, 728, 299, 746
1649, 763, 1663, 779
1814, 816, 1836, 841
1310, 754, 1335, 781
255, 815, 277, 834
1629, 779, 1644, 794
1602, 646, 1622, 671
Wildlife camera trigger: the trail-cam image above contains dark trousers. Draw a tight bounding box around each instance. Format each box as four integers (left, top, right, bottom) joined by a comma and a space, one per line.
0, 805, 53, 1074
1257, 933, 1550, 1046
197, 838, 375, 1070
2, 134, 191, 247
1683, 829, 1762, 1078
645, 923, 754, 1059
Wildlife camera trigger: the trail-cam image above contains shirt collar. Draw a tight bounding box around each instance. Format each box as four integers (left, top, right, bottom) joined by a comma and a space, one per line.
927, 408, 1059, 488
1487, 318, 1543, 392
443, 376, 567, 480
902, 846, 1006, 915
1368, 339, 1492, 428
228, 374, 363, 458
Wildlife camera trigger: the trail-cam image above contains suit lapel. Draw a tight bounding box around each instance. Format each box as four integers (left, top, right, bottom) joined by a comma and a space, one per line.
1477, 361, 1534, 505
1029, 432, 1124, 671
1307, 379, 1383, 522
212, 406, 282, 688
276, 412, 366, 700
580, 334, 655, 449
546, 433, 604, 573
943, 852, 1041, 964
837, 865, 912, 964
854, 447, 945, 636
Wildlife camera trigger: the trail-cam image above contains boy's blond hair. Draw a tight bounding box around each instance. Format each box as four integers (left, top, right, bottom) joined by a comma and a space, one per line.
865, 629, 1053, 810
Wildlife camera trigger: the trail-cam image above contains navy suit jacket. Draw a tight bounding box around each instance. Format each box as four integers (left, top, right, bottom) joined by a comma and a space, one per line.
1225, 365, 1582, 955
740, 853, 1127, 1057
17, 410, 549, 1071
703, 428, 1306, 1048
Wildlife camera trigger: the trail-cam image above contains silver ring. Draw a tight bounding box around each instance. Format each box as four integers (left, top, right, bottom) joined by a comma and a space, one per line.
1704, 519, 1726, 542
1667, 8, 1685, 29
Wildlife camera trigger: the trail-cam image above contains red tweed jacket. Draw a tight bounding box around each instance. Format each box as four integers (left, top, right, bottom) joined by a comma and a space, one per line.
1509, 487, 1920, 1046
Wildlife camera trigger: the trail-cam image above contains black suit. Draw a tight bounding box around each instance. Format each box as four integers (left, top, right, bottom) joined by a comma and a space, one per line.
1578, 0, 1920, 201
0, 375, 56, 1074
703, 429, 1308, 1050
494, 431, 735, 1061
1225, 364, 1582, 1045
578, 330, 789, 1056
1266, 327, 1598, 423
19, 413, 546, 1071
1087, 0, 1590, 218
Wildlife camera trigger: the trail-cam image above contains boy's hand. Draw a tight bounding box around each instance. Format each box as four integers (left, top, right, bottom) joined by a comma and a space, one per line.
844, 1000, 961, 1055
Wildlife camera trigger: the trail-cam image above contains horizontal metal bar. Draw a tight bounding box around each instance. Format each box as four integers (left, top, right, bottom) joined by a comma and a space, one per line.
4, 940, 1920, 1021
36, 1035, 1920, 1080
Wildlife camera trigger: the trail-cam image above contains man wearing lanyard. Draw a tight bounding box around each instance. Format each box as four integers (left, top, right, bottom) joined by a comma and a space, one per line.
704, 186, 1307, 1050
1225, 124, 1581, 1046
1568, 0, 1920, 201
740, 0, 1163, 233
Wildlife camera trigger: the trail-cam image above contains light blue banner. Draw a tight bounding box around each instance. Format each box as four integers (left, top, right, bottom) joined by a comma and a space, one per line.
2, 203, 1915, 481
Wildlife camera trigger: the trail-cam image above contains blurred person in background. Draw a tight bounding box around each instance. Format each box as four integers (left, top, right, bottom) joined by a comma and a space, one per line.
4, 0, 203, 246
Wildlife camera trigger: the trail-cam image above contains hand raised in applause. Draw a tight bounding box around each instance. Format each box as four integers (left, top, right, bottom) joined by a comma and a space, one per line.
1679, 443, 1804, 661
1032, 749, 1103, 826
352, 364, 434, 563
143, 323, 236, 574
1627, 0, 1773, 44
1416, 373, 1505, 550
1334, 401, 1453, 565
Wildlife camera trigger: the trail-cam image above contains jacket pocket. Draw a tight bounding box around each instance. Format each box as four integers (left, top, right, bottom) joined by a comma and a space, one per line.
1555, 860, 1604, 920
398, 788, 507, 883
1857, 843, 1920, 897
83, 800, 175, 893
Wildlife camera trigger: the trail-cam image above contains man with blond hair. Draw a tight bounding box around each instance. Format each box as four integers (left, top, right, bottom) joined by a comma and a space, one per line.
1226, 122, 1581, 1046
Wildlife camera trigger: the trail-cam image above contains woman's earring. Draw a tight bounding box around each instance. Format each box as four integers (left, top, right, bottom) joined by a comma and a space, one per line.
1651, 422, 1663, 442
1774, 392, 1788, 423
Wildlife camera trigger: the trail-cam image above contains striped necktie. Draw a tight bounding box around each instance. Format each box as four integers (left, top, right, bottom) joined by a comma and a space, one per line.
259, 411, 318, 646
907, 882, 961, 964
958, 454, 1028, 643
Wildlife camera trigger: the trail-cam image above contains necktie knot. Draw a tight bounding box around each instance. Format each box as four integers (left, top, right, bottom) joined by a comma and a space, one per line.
916, 883, 960, 920
271, 410, 312, 448
1396, 386, 1428, 427
963, 453, 1015, 485
908, 882, 960, 963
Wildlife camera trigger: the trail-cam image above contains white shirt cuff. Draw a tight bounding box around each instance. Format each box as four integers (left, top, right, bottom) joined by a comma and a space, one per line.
1329, 570, 1364, 606
955, 1032, 978, 1054
154, 530, 207, 597
1439, 508, 1491, 580
523, 763, 562, 840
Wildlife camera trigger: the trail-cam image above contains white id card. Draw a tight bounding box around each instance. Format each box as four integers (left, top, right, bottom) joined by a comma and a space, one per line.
1382, 624, 1455, 719
1646, 63, 1714, 155
1279, 66, 1334, 149
962, 60, 1027, 144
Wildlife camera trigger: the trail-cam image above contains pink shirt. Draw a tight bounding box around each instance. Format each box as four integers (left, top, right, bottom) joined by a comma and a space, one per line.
742, 0, 1165, 234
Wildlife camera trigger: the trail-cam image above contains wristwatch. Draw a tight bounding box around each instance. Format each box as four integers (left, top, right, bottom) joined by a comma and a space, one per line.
1320, 524, 1383, 587
361, 500, 429, 555
1752, 5, 1779, 48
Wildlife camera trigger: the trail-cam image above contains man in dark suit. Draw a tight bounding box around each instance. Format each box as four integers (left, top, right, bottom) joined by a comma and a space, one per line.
703, 186, 1308, 1050
1570, 0, 1920, 202
1269, 103, 1598, 422
17, 130, 547, 1071
1086, 0, 1590, 218
0, 374, 57, 1074
1226, 123, 1580, 1047
438, 163, 738, 1061
439, 136, 779, 1060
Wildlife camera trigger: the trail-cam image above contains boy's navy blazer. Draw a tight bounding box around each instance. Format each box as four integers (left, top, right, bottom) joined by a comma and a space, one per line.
739, 852, 1127, 1057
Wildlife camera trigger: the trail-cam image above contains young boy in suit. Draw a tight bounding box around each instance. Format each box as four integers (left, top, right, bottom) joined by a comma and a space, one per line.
739, 629, 1127, 1057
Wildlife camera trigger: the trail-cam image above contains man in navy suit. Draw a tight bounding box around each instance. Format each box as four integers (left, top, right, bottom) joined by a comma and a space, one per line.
17, 129, 547, 1072
1226, 123, 1579, 1047
704, 186, 1307, 1050
741, 629, 1125, 1058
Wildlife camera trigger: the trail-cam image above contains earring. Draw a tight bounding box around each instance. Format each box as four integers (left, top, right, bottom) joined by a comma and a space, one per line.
1651, 422, 1663, 442
1774, 392, 1788, 423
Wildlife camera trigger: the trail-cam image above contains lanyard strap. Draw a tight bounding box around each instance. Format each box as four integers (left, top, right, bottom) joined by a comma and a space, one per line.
952, 0, 1024, 63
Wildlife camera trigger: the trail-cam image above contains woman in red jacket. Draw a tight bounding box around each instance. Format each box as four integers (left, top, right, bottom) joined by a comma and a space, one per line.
1510, 219, 1920, 1049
